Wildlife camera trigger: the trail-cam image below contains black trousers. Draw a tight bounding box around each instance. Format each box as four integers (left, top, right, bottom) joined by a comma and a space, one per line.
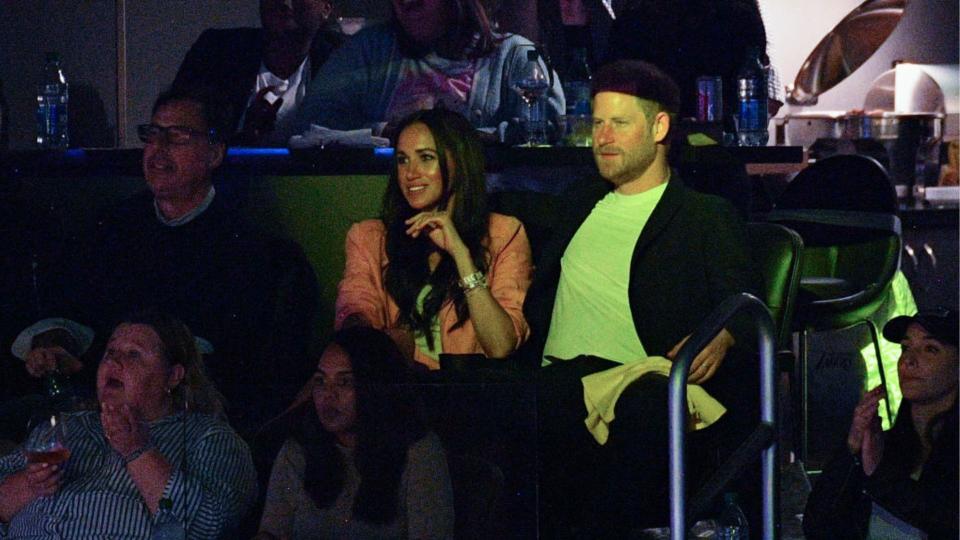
415, 362, 539, 538
536, 356, 740, 537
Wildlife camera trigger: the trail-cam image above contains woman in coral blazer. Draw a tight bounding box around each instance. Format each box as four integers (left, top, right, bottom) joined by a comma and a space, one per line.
335, 108, 532, 370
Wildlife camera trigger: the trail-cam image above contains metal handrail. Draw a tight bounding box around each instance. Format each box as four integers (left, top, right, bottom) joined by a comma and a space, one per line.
669, 293, 778, 540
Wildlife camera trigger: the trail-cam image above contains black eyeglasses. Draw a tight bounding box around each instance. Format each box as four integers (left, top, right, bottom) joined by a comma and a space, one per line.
137, 124, 218, 145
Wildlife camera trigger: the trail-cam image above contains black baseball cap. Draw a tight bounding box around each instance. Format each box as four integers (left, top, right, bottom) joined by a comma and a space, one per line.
882, 308, 959, 348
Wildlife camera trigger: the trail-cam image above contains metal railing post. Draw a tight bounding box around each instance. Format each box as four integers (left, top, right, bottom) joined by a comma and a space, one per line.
669, 293, 778, 540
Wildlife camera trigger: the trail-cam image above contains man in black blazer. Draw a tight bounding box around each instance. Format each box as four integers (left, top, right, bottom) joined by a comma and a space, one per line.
172, 0, 343, 146
527, 60, 759, 535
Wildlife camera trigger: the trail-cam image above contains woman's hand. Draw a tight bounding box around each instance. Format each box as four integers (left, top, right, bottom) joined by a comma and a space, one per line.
100, 403, 172, 515
25, 462, 63, 498
24, 346, 83, 378
405, 211, 468, 259
0, 464, 62, 522
101, 402, 151, 459
846, 385, 885, 476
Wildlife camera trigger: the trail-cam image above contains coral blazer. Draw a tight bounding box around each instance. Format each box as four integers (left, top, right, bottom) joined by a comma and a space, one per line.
335, 213, 533, 369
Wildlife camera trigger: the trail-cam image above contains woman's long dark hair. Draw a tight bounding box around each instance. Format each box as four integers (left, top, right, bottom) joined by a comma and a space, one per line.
382, 108, 489, 350
884, 396, 959, 476
394, 0, 500, 59
294, 327, 426, 524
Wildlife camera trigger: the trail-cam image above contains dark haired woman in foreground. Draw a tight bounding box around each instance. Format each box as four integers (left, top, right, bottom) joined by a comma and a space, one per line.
336, 108, 532, 369
804, 309, 959, 539
255, 327, 454, 539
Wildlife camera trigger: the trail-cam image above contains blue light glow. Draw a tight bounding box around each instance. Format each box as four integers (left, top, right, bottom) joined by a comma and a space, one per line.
226, 148, 290, 157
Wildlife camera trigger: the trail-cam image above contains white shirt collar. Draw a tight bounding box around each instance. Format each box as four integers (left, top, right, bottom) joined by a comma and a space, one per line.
154, 186, 216, 227
251, 56, 311, 123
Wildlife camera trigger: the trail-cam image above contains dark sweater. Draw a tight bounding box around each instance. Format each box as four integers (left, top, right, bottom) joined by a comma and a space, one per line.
61, 190, 318, 435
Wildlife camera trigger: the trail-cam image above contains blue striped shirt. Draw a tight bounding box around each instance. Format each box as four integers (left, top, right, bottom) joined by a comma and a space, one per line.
0, 411, 257, 539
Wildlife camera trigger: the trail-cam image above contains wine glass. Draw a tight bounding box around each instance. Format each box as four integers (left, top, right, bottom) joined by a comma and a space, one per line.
24, 414, 71, 467
512, 48, 551, 146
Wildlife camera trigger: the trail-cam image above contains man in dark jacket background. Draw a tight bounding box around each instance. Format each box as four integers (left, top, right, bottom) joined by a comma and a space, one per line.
172, 0, 344, 145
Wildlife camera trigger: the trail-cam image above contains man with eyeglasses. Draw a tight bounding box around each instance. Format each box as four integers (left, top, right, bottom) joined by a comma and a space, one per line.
138, 94, 226, 223
13, 89, 318, 439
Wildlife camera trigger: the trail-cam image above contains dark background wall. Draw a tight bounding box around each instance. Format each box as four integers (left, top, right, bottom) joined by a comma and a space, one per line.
122, 2, 259, 147
1, 1, 118, 149
0, 0, 384, 150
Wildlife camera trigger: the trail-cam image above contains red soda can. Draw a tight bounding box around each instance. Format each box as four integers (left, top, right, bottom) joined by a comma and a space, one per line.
696, 76, 723, 122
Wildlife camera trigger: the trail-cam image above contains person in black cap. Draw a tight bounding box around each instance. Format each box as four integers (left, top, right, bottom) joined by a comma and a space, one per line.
804, 308, 959, 539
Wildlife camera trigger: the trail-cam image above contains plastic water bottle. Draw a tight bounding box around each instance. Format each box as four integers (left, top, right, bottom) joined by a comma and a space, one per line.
562, 47, 591, 116
562, 47, 592, 146
716, 493, 750, 540
152, 498, 185, 540
735, 47, 768, 147
37, 52, 69, 149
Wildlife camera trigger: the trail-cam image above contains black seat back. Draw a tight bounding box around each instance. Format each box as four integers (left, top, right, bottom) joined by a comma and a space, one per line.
747, 222, 803, 350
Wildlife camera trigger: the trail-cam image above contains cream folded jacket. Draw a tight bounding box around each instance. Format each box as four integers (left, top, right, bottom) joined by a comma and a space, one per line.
582, 356, 727, 445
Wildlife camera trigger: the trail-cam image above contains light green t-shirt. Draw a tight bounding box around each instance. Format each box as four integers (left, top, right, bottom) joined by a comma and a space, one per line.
543, 182, 667, 364
414, 284, 443, 361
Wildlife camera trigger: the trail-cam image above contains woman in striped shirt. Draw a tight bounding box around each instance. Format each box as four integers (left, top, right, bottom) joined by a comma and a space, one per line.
0, 310, 257, 539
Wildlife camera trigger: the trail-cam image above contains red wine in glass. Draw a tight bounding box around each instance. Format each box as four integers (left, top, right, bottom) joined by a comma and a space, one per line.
25, 445, 71, 465
25, 414, 70, 467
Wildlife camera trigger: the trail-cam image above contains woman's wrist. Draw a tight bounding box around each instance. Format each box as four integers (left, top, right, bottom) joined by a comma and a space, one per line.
449, 244, 474, 271
459, 271, 488, 294
122, 443, 155, 465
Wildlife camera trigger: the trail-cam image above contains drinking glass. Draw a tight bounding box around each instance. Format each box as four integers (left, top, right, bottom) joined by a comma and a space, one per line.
511, 49, 551, 146
24, 414, 71, 466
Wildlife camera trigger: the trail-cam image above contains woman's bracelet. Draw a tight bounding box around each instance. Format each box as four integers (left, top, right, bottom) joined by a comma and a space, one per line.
459, 271, 488, 293
122, 443, 154, 465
